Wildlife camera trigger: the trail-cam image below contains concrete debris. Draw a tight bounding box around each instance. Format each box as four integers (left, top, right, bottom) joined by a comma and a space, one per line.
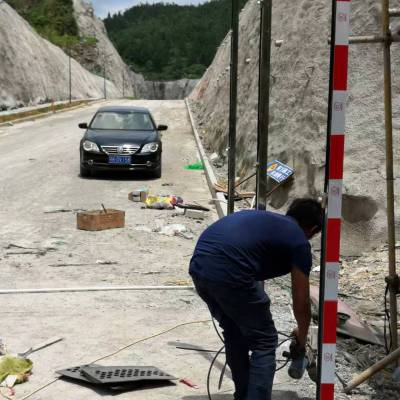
185, 209, 205, 220
156, 224, 193, 240
134, 225, 153, 233
95, 260, 118, 265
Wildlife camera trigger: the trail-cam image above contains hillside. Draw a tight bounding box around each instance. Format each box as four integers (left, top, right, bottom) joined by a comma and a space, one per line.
104, 0, 247, 81
6, 0, 80, 48
0, 1, 120, 108
6, 0, 144, 98
72, 0, 144, 99
189, 0, 400, 254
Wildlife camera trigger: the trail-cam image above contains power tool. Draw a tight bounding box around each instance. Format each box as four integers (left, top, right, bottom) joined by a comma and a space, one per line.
282, 338, 317, 382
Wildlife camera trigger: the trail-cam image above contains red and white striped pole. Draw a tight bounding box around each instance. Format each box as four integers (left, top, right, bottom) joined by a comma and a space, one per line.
317, 1, 351, 399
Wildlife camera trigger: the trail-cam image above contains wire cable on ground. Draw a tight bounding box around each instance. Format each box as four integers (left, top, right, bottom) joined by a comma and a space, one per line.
206, 315, 294, 400
17, 319, 211, 400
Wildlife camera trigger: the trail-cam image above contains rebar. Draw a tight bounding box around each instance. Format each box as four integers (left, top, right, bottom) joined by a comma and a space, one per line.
256, 0, 273, 210
227, 0, 240, 214
382, 0, 398, 356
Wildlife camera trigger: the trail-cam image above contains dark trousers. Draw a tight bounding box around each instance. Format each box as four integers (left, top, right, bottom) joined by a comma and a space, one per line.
192, 275, 278, 400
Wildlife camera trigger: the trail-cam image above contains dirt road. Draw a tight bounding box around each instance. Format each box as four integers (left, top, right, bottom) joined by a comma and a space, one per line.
0, 101, 384, 400
0, 100, 229, 400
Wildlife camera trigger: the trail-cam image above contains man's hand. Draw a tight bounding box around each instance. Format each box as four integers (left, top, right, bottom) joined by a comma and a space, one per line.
289, 338, 306, 360
291, 266, 312, 347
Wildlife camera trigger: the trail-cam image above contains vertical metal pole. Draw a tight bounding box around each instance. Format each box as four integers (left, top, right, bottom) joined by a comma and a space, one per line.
317, 1, 337, 395
103, 57, 107, 100
227, 0, 239, 214
317, 1, 351, 399
69, 54, 72, 103
122, 70, 125, 98
382, 0, 398, 355
256, 0, 272, 210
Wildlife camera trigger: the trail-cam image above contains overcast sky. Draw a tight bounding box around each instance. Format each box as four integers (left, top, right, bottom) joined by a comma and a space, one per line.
92, 0, 205, 18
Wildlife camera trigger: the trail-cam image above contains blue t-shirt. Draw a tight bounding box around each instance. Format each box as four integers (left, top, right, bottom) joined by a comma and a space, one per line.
189, 210, 312, 286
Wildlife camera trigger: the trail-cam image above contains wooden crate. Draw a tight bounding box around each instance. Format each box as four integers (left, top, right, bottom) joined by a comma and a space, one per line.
77, 209, 125, 231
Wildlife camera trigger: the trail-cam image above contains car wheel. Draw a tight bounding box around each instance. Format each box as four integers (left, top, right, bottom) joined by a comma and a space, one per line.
80, 165, 91, 178
153, 164, 162, 179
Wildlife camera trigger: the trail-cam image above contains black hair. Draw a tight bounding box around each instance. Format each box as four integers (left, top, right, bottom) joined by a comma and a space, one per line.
286, 198, 323, 233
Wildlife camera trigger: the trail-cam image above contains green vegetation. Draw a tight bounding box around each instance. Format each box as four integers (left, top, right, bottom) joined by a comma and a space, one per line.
104, 0, 247, 81
7, 0, 98, 50
7, 0, 79, 47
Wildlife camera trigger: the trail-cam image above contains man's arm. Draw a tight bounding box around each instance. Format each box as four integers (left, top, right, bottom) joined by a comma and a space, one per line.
291, 265, 311, 347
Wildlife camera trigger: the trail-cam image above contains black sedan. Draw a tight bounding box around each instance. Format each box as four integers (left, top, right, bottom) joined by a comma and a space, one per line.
79, 106, 167, 178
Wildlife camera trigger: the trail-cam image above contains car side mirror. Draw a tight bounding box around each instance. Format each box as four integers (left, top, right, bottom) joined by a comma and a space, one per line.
157, 124, 168, 131
79, 123, 88, 129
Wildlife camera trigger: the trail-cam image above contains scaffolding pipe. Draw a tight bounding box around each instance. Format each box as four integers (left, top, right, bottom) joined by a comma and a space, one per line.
256, 0, 273, 210
329, 35, 381, 44
0, 286, 195, 295
382, 0, 398, 355
227, 0, 240, 214
349, 35, 385, 44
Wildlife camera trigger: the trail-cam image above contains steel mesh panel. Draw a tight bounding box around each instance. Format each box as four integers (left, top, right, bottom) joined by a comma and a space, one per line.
81, 366, 176, 384
56, 365, 103, 384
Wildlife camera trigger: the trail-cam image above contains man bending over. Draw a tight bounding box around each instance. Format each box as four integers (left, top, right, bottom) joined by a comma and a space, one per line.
189, 198, 323, 400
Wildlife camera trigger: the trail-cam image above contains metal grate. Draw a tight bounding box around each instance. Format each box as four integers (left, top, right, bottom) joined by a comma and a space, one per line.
101, 145, 140, 155
56, 365, 103, 384
81, 366, 176, 384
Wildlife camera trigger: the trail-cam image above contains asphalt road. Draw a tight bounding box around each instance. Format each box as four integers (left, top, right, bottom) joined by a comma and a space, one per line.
0, 100, 312, 400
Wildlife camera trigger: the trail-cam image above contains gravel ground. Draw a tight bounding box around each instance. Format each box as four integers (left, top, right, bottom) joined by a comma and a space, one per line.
0, 100, 399, 400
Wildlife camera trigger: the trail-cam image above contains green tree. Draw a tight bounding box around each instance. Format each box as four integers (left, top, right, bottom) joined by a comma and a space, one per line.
104, 0, 247, 81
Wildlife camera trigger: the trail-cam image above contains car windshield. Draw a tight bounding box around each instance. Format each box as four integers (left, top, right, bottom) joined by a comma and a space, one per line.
90, 111, 155, 131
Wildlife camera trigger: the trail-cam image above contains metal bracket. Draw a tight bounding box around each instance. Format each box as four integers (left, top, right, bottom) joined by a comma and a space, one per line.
385, 274, 400, 294
320, 193, 328, 209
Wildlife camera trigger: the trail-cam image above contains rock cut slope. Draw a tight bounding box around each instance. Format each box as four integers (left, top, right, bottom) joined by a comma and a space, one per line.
190, 0, 400, 254
0, 1, 120, 108
72, 0, 145, 98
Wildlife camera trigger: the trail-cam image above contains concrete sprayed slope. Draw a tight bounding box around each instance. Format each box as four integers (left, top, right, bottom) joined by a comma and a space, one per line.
73, 0, 145, 98
0, 1, 119, 108
190, 0, 400, 253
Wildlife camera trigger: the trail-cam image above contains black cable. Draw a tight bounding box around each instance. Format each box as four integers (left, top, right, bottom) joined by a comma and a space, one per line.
211, 315, 225, 343
218, 361, 227, 390
206, 325, 294, 400
384, 283, 392, 354
207, 344, 226, 400
275, 359, 290, 372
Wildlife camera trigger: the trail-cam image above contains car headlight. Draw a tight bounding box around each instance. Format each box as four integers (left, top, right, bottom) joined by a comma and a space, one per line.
141, 142, 159, 153
83, 140, 100, 153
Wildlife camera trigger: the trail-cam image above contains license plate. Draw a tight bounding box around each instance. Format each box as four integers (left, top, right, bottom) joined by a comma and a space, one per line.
108, 155, 131, 164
